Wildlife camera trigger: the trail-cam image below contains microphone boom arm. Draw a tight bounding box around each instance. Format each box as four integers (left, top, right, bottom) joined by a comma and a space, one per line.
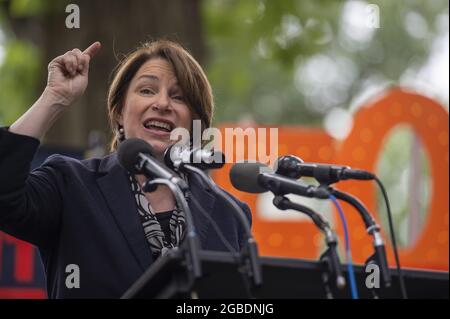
181, 164, 263, 288
272, 195, 346, 292
143, 178, 202, 279
327, 187, 391, 288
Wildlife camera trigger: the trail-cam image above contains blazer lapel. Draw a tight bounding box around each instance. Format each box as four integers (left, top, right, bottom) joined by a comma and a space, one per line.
187, 173, 216, 248
96, 153, 153, 271
95, 153, 217, 264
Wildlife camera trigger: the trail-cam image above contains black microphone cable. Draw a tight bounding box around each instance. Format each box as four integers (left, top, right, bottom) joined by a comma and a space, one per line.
188, 195, 256, 299
272, 195, 347, 297
182, 164, 263, 289
374, 176, 407, 299
275, 155, 407, 298
327, 176, 407, 299
327, 187, 392, 290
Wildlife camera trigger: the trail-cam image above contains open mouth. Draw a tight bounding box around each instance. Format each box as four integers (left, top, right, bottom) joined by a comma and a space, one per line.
143, 119, 174, 133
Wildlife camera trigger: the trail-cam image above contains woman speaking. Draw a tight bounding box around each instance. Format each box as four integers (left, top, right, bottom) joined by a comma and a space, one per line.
0, 40, 251, 298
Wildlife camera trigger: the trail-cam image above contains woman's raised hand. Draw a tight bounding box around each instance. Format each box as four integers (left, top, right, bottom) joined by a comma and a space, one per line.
9, 42, 101, 139
45, 42, 101, 107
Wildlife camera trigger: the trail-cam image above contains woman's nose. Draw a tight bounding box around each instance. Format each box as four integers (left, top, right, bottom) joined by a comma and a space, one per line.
153, 91, 171, 112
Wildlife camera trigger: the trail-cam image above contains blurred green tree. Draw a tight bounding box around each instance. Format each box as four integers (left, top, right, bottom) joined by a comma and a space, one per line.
201, 0, 448, 248
0, 0, 205, 148
202, 0, 448, 126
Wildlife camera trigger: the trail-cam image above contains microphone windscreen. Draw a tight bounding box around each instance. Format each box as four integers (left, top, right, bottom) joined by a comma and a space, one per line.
117, 138, 154, 174
229, 161, 270, 193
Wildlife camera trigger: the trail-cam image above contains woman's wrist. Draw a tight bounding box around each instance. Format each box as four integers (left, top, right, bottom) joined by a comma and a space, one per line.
9, 89, 68, 140
41, 86, 72, 109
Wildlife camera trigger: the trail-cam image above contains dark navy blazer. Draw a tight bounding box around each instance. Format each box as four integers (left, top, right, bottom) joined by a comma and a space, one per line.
0, 129, 251, 298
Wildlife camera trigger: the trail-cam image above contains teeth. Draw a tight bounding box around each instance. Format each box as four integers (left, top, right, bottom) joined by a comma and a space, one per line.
144, 120, 172, 131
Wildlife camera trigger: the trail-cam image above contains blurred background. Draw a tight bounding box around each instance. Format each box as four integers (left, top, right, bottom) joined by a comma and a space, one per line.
0, 0, 448, 297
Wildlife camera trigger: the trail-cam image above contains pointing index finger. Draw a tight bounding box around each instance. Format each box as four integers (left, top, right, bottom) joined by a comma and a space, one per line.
82, 41, 101, 58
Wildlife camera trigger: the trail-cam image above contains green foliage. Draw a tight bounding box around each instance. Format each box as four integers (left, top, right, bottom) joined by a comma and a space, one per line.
0, 39, 42, 125
9, 0, 50, 17
0, 0, 52, 21
203, 0, 340, 125
202, 0, 448, 126
202, 0, 445, 244
0, 0, 61, 126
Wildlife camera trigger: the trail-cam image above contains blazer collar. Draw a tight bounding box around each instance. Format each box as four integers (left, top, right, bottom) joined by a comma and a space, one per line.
96, 153, 154, 271
186, 172, 216, 246
96, 153, 217, 267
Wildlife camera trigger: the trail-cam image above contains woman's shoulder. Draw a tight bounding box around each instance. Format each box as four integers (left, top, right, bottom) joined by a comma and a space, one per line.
40, 152, 119, 175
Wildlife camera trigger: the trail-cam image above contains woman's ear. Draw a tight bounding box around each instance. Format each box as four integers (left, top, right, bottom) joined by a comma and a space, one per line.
117, 113, 124, 126
117, 120, 125, 142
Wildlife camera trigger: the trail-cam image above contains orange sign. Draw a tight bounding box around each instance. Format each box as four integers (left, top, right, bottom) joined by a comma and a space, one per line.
212, 88, 449, 271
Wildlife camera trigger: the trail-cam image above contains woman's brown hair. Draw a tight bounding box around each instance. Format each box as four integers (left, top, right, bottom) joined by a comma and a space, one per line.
107, 40, 214, 151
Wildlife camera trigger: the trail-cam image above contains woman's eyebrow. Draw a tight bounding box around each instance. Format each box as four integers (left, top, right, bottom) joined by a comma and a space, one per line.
136, 74, 180, 88
136, 74, 159, 82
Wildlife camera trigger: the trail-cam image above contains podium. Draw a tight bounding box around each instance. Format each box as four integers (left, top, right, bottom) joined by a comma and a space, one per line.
122, 250, 449, 299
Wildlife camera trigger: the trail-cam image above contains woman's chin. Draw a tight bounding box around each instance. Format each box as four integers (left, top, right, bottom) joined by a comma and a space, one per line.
144, 139, 169, 159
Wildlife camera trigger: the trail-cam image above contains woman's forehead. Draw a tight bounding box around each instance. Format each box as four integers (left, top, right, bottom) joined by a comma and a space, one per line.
134, 58, 178, 83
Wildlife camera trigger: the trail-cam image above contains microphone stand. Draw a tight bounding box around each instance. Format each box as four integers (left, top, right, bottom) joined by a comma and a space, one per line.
326, 187, 391, 292
142, 177, 202, 292
272, 195, 346, 298
180, 164, 263, 290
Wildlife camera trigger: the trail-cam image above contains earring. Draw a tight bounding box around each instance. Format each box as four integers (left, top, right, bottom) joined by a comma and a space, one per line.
118, 126, 125, 141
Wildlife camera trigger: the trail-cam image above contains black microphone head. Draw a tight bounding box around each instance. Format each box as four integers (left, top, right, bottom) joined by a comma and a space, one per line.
117, 138, 154, 174
230, 161, 272, 193
163, 144, 180, 170
194, 149, 226, 169
164, 144, 226, 170
275, 155, 304, 179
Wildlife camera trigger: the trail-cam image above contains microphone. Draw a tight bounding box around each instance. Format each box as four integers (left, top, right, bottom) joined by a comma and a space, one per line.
272, 195, 346, 291
231, 161, 391, 288
181, 163, 263, 289
117, 138, 202, 278
229, 161, 330, 199
275, 155, 375, 185
230, 161, 345, 291
117, 138, 188, 191
164, 144, 225, 171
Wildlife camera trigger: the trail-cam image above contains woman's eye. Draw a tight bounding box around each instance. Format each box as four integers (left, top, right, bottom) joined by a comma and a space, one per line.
140, 88, 154, 95
172, 95, 184, 101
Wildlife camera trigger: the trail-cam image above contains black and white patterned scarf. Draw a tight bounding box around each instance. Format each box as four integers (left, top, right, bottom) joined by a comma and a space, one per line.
128, 174, 187, 257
